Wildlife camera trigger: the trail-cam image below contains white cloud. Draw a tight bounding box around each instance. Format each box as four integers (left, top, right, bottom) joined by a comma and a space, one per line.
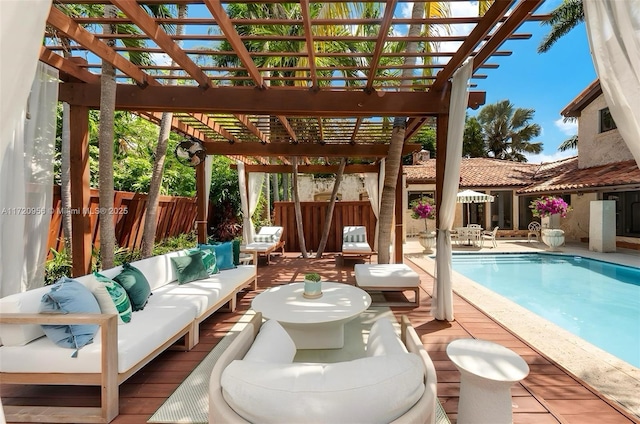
151, 53, 172, 66
554, 118, 578, 136
525, 149, 576, 164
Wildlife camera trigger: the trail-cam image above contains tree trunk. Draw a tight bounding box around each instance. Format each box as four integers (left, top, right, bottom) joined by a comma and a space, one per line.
315, 158, 345, 258
291, 157, 308, 257
283, 173, 290, 200
140, 4, 186, 258
271, 172, 280, 202
98, 5, 118, 269
61, 102, 72, 254
377, 2, 425, 264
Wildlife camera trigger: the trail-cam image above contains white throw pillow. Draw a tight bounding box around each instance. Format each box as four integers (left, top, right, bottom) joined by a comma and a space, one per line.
0, 286, 48, 346
366, 317, 408, 357
221, 353, 425, 424
242, 319, 296, 363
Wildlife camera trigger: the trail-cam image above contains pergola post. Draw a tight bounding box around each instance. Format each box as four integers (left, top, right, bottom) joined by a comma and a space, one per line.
69, 104, 92, 276
195, 161, 208, 244
394, 163, 404, 263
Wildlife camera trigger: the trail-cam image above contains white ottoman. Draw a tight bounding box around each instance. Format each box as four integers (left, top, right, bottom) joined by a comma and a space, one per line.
354, 264, 420, 307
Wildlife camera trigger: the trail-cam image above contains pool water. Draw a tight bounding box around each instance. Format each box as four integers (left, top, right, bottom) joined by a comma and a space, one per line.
451, 253, 640, 368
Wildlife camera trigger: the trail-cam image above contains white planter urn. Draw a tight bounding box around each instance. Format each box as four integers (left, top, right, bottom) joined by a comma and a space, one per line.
541, 229, 565, 252
418, 231, 437, 254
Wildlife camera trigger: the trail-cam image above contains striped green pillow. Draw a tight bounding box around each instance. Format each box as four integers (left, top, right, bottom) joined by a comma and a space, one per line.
94, 272, 133, 324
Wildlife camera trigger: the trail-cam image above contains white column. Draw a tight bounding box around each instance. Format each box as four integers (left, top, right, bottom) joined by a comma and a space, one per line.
589, 200, 616, 252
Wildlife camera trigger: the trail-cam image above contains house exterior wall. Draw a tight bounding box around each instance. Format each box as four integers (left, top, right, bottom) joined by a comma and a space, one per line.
297, 174, 365, 202
560, 193, 596, 242
578, 95, 635, 168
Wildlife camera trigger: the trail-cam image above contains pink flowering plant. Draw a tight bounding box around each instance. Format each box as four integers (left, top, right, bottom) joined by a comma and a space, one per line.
529, 196, 572, 218
410, 197, 436, 230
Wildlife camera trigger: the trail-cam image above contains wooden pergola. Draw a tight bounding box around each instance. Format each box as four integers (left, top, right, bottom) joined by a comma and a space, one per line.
42, 0, 546, 275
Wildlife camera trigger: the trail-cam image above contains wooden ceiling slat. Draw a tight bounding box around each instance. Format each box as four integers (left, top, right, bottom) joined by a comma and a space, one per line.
203, 142, 420, 157
234, 114, 269, 143
110, 0, 211, 89
235, 164, 380, 174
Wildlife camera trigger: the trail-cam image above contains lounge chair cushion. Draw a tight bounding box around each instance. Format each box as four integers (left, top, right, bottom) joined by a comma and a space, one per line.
243, 319, 296, 364
38, 278, 101, 352
221, 352, 424, 424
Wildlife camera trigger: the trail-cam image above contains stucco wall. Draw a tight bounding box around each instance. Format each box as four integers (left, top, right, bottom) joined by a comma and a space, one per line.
297, 174, 365, 201
559, 193, 595, 242
578, 95, 634, 168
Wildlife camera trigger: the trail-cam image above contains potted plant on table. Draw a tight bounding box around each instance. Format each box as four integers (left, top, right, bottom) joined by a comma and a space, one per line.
410, 197, 436, 253
303, 272, 322, 299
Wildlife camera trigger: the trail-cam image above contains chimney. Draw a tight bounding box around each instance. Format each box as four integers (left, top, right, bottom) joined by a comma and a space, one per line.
412, 149, 430, 164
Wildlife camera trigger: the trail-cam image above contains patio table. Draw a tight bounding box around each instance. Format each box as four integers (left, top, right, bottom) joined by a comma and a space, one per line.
455, 227, 482, 247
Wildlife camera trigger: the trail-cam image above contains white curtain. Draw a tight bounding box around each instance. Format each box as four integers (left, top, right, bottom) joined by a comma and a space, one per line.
584, 1, 640, 167
433, 59, 473, 321
247, 171, 264, 241
0, 0, 54, 297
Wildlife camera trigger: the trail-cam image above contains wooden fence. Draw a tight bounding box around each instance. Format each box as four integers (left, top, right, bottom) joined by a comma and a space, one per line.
273, 201, 376, 253
48, 186, 198, 254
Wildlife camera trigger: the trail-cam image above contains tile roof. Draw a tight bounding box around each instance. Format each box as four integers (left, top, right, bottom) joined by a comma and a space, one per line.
518, 157, 640, 194
405, 158, 538, 187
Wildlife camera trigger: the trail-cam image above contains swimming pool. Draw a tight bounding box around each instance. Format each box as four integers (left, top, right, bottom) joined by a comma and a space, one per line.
451, 253, 640, 368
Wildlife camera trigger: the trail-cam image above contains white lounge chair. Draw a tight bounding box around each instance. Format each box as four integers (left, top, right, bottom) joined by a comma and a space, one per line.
339, 226, 374, 264
243, 226, 285, 265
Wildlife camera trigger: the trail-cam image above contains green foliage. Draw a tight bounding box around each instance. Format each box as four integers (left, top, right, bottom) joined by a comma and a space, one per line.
463, 115, 486, 157
538, 0, 584, 53
152, 232, 198, 256
44, 248, 72, 285
304, 272, 321, 282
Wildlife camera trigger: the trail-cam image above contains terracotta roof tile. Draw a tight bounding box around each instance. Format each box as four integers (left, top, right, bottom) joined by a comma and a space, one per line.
405, 158, 538, 187
518, 158, 640, 194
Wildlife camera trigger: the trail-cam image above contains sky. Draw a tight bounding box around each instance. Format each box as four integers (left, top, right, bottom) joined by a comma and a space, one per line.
450, 0, 597, 164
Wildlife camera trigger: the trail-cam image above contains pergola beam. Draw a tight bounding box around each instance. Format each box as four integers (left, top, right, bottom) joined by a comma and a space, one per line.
232, 164, 380, 174
59, 83, 485, 116
202, 142, 420, 157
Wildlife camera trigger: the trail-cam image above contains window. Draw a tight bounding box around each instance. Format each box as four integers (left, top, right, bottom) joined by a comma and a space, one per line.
599, 108, 617, 133
408, 191, 434, 210
490, 191, 513, 229
604, 190, 640, 237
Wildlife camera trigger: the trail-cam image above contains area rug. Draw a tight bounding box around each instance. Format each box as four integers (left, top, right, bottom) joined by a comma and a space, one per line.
148, 306, 451, 424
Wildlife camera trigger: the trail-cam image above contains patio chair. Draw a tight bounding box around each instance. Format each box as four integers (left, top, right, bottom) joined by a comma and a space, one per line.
339, 226, 374, 264
243, 226, 285, 265
481, 226, 499, 248
527, 221, 541, 243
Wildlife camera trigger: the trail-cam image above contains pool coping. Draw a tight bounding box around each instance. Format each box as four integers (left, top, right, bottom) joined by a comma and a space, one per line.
406, 244, 640, 419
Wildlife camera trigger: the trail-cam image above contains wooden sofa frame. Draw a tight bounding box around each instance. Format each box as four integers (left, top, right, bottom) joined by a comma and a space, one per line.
0, 251, 258, 423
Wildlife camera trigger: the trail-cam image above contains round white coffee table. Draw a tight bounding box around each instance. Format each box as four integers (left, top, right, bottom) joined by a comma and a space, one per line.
251, 282, 371, 349
446, 338, 530, 424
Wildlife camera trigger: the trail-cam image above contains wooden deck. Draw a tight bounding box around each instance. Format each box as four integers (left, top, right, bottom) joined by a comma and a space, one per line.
2, 252, 638, 424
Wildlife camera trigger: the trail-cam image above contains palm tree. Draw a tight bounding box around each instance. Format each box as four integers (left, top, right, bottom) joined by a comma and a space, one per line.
141, 4, 186, 259
476, 100, 542, 162
538, 0, 584, 53
377, 2, 450, 264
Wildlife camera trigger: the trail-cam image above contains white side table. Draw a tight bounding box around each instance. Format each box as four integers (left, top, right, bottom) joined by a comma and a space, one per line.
446, 338, 530, 424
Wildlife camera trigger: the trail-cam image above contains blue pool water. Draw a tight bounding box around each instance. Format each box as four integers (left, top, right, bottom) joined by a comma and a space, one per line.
451, 253, 640, 368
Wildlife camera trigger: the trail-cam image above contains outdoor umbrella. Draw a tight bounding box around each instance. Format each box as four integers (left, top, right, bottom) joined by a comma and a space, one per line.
456, 189, 495, 226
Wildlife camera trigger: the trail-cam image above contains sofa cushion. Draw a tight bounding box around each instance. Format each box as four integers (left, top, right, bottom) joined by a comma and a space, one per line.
0, 285, 49, 346
243, 319, 296, 364
39, 278, 101, 354
366, 317, 407, 357
113, 263, 152, 311
221, 353, 425, 424
171, 252, 209, 285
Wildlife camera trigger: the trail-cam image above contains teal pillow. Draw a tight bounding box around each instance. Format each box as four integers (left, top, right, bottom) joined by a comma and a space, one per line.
232, 239, 241, 266
113, 263, 152, 311
94, 272, 133, 324
171, 252, 209, 284
213, 242, 236, 270
39, 277, 100, 356
189, 247, 219, 275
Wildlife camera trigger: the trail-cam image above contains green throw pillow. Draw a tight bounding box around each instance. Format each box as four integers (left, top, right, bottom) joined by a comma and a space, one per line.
232, 239, 241, 266
94, 272, 133, 324
171, 252, 209, 284
113, 263, 152, 311
188, 247, 219, 275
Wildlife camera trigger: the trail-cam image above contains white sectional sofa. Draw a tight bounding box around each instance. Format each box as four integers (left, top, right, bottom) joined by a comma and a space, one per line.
209, 313, 438, 424
0, 248, 257, 423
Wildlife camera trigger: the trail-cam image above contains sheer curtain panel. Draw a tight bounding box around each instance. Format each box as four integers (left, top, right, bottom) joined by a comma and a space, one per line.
584, 0, 640, 167
433, 59, 473, 321
0, 0, 54, 297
